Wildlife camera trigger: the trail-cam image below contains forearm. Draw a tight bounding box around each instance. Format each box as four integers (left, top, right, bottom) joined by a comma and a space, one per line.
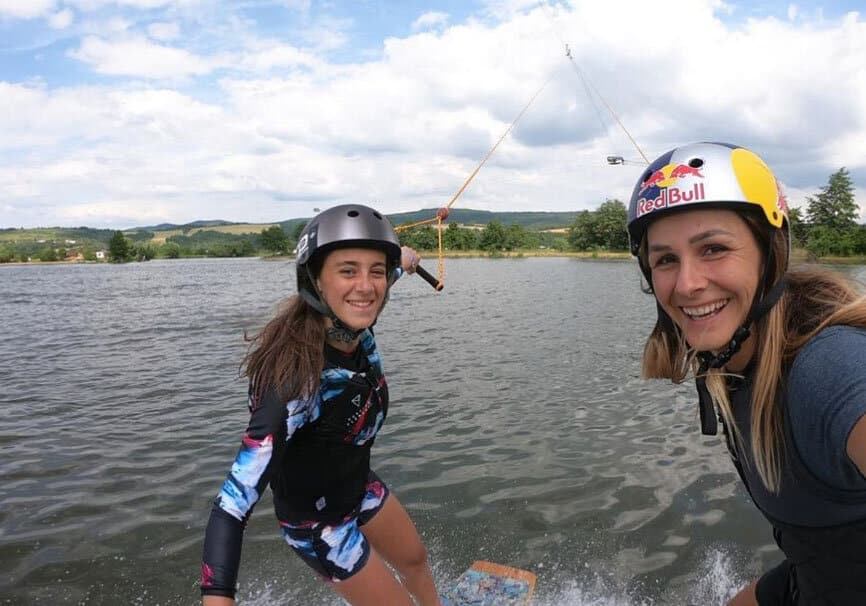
726, 580, 758, 605
201, 505, 246, 599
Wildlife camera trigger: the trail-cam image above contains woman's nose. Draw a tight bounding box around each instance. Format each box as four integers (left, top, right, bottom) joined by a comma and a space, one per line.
675, 257, 707, 296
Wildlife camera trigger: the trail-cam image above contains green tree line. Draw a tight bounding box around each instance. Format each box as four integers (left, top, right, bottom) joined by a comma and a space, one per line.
397, 221, 566, 253
0, 224, 305, 263
1, 168, 862, 263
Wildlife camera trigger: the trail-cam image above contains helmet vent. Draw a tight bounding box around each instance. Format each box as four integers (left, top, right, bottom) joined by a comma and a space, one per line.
689, 158, 704, 168
347, 210, 359, 217
373, 211, 383, 219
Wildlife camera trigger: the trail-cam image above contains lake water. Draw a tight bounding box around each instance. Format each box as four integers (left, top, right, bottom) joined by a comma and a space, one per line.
2, 257, 865, 605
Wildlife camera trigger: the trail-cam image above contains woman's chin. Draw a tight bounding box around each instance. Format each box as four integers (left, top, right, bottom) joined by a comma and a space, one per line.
334, 316, 374, 332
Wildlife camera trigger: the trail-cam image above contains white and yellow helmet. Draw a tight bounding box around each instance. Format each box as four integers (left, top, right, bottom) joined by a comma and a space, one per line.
627, 142, 789, 260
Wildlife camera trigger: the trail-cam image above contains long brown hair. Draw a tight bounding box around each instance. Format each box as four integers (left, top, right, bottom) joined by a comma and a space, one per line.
242, 295, 325, 405
639, 211, 866, 492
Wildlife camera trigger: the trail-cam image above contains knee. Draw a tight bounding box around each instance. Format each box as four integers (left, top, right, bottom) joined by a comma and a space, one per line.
401, 543, 430, 573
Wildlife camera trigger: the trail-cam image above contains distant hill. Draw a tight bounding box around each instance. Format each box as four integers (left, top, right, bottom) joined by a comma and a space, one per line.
138, 219, 237, 231
0, 226, 119, 242
0, 209, 582, 247
385, 208, 581, 230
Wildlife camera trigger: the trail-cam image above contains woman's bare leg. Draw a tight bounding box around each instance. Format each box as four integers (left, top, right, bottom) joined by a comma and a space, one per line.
361, 494, 441, 606
330, 548, 415, 606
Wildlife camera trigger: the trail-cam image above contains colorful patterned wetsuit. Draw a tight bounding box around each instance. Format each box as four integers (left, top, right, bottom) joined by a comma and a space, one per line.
201, 329, 390, 598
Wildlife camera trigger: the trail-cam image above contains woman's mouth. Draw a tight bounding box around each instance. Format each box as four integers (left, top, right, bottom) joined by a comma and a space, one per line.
681, 299, 729, 319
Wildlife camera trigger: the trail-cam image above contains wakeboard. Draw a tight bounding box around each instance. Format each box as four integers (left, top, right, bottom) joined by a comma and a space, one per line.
440, 560, 536, 606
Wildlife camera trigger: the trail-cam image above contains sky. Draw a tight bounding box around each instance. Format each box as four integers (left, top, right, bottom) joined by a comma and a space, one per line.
1, 0, 865, 229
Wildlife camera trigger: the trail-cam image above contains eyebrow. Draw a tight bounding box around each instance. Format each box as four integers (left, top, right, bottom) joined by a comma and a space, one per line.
334, 260, 387, 267
648, 228, 735, 252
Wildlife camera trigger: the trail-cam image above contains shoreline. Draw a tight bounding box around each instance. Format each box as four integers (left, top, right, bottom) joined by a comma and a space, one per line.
3, 250, 866, 266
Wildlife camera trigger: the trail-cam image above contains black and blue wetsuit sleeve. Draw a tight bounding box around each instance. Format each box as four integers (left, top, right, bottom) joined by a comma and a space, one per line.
200, 387, 293, 598
201, 506, 247, 598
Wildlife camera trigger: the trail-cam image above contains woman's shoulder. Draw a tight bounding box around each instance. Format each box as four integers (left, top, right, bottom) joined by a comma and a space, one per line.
786, 324, 866, 490
787, 325, 866, 413
787, 324, 866, 411
794, 325, 866, 369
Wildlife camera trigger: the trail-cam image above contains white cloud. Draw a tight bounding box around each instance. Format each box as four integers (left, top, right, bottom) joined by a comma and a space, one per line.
0, 0, 56, 19
57, 199, 182, 225
295, 16, 350, 52
236, 40, 321, 72
787, 4, 799, 20
147, 21, 180, 41
2, 0, 866, 229
69, 35, 216, 78
65, 0, 187, 10
278, 0, 311, 10
480, 0, 544, 20
48, 8, 74, 29
412, 11, 449, 31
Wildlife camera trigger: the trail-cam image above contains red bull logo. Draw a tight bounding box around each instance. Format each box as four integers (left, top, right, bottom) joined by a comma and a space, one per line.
639, 163, 704, 194
636, 162, 706, 218
775, 178, 789, 215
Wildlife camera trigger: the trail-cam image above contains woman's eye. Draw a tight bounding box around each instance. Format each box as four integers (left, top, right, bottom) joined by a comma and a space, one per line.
704, 244, 728, 255
652, 254, 675, 268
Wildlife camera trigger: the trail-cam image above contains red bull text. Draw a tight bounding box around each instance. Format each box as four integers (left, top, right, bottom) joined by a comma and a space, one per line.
636, 162, 707, 217
636, 182, 707, 217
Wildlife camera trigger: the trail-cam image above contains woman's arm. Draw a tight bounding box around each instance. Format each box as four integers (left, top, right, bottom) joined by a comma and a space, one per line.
726, 580, 758, 606
201, 388, 296, 600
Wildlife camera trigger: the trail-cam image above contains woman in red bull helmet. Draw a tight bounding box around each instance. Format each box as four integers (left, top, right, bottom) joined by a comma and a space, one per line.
627, 142, 866, 605
200, 204, 441, 606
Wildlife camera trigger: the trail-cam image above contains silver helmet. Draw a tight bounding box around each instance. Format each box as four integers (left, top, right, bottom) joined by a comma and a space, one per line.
295, 204, 402, 319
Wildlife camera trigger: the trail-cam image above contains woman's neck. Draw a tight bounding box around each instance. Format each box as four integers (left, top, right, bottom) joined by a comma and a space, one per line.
326, 332, 360, 353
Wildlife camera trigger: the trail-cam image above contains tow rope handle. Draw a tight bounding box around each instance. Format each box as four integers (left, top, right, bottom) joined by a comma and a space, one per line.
415, 265, 444, 291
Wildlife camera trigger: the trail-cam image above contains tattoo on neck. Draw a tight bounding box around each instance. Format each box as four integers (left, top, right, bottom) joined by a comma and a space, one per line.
327, 326, 357, 343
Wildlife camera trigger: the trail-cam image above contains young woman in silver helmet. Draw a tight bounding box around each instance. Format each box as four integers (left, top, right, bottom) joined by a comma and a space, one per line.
200, 204, 441, 606
627, 142, 866, 605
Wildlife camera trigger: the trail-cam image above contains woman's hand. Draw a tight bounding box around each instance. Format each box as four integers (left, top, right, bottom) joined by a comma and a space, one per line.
400, 246, 420, 274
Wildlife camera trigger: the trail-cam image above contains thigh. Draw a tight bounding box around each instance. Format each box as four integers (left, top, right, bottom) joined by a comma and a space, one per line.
331, 549, 414, 606
360, 491, 427, 569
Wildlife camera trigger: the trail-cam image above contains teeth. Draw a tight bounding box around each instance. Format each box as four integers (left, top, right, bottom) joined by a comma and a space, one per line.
682, 299, 727, 318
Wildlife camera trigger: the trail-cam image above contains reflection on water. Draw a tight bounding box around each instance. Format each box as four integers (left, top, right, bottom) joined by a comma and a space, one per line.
1, 258, 864, 605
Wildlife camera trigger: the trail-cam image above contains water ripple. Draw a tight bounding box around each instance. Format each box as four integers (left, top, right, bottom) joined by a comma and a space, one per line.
3, 258, 862, 604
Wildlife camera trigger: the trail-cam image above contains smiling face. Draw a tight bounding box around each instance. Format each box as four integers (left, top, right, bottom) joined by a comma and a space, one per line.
646, 208, 763, 370
316, 247, 388, 337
